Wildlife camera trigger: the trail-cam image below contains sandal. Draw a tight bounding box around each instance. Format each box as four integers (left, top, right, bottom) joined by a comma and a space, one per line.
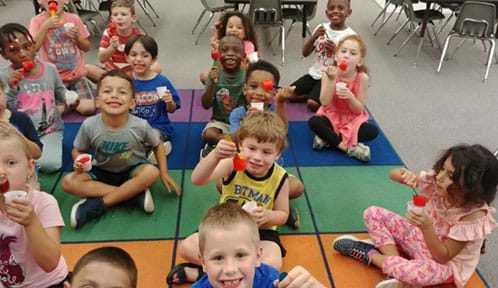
166, 262, 205, 286
286, 206, 301, 229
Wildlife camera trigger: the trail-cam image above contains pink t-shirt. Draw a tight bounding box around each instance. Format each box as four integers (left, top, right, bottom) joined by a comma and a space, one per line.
243, 40, 255, 55
100, 27, 145, 70
0, 191, 67, 287
29, 12, 90, 82
418, 171, 498, 288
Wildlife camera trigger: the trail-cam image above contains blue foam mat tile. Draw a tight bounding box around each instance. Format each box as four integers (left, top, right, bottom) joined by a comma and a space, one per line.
185, 123, 206, 169
289, 121, 402, 166
62, 123, 81, 171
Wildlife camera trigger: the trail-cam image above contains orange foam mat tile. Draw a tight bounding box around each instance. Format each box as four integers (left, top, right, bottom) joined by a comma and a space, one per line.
321, 234, 487, 288
172, 235, 330, 287
62, 240, 173, 287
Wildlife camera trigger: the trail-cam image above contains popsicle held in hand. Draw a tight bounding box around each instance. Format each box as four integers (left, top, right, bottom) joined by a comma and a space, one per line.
48, 1, 58, 17
0, 179, 9, 194
262, 79, 281, 91
211, 50, 220, 67
108, 22, 117, 37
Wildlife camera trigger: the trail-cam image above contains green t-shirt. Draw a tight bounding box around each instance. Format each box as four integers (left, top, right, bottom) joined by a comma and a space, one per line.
205, 68, 246, 123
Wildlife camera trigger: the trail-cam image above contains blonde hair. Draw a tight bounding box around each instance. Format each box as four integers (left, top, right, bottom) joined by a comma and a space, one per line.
235, 111, 287, 153
199, 203, 260, 255
0, 124, 31, 160
337, 34, 368, 74
111, 0, 135, 15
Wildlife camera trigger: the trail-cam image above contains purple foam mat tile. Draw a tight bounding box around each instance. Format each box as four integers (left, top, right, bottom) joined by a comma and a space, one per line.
286, 102, 314, 121
191, 89, 212, 122
170, 89, 193, 122
62, 111, 89, 123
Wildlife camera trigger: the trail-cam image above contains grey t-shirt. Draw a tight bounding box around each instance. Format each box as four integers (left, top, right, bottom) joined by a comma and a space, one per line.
0, 62, 66, 135
74, 114, 160, 173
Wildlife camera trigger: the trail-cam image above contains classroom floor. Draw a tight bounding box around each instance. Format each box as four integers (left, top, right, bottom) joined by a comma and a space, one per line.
39, 90, 489, 287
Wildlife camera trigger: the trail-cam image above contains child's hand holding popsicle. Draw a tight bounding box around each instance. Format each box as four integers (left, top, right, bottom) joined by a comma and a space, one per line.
212, 138, 238, 161
275, 85, 296, 104
222, 135, 247, 171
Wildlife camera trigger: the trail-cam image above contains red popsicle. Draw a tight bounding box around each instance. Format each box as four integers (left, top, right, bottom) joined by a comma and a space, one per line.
413, 195, 427, 207
215, 21, 223, 30
262, 80, 274, 91
22, 60, 34, 73
108, 22, 117, 37
339, 60, 348, 71
233, 155, 247, 171
78, 155, 91, 163
48, 1, 58, 17
211, 50, 220, 67
0, 179, 9, 194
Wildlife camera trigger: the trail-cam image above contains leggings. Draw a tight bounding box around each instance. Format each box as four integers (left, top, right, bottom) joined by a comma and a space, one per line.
363, 206, 454, 286
308, 115, 379, 148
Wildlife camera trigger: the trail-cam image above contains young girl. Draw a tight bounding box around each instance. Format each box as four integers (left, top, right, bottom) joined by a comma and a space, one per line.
308, 34, 378, 162
0, 23, 68, 173
124, 35, 181, 195
0, 125, 68, 287
199, 11, 258, 84
334, 144, 498, 288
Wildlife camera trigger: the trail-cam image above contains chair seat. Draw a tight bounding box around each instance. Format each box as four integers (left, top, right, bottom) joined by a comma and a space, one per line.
282, 7, 302, 21
414, 9, 445, 21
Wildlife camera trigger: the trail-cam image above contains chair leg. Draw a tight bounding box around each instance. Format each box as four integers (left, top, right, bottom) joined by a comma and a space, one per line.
195, 12, 215, 45
387, 18, 410, 45
285, 21, 295, 40
483, 39, 495, 82
371, 0, 392, 27
281, 25, 286, 66
135, 0, 156, 26
373, 5, 400, 36
143, 0, 160, 18
437, 35, 453, 72
192, 9, 207, 34
394, 25, 420, 57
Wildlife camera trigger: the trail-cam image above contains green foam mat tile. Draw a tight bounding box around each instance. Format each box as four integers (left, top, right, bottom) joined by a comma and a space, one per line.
38, 171, 62, 194
301, 166, 413, 233
55, 170, 182, 242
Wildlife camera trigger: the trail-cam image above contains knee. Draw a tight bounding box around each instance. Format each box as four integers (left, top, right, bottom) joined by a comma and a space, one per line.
77, 101, 96, 116
61, 173, 78, 194
179, 237, 199, 262
262, 255, 282, 271
38, 158, 61, 174
363, 205, 382, 222
141, 165, 160, 184
307, 99, 320, 112
289, 176, 304, 199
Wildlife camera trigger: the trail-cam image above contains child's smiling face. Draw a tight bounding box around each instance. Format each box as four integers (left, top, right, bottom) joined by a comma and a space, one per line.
243, 70, 275, 105
0, 32, 36, 69
218, 36, 245, 73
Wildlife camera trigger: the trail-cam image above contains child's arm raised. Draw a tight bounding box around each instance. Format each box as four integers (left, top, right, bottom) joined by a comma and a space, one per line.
152, 142, 182, 196
389, 167, 418, 188
274, 86, 296, 132
201, 66, 220, 109
30, 16, 60, 52
303, 25, 324, 57
319, 65, 337, 106
251, 177, 289, 227
191, 139, 237, 185
66, 25, 90, 52
5, 199, 61, 272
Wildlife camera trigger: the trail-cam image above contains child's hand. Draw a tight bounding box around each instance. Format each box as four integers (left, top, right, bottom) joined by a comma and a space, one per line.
162, 89, 173, 103
335, 85, 353, 100
8, 69, 24, 90
5, 198, 35, 227
400, 168, 418, 188
66, 25, 79, 40
250, 206, 270, 226
324, 40, 335, 54
212, 139, 237, 160
275, 86, 296, 103
274, 266, 318, 288
406, 209, 432, 231
109, 36, 120, 49
208, 66, 220, 84
313, 25, 326, 40
42, 16, 60, 31
73, 158, 86, 173
322, 64, 337, 81
160, 172, 182, 196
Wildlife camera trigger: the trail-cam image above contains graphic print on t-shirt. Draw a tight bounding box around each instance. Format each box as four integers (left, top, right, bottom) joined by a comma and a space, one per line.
0, 235, 25, 286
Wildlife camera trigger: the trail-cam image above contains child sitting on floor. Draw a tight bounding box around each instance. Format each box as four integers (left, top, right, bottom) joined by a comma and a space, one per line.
289, 0, 356, 112
29, 0, 95, 115
61, 70, 179, 229
86, 0, 161, 82
65, 246, 137, 288
200, 35, 246, 158
308, 34, 378, 162
333, 144, 498, 288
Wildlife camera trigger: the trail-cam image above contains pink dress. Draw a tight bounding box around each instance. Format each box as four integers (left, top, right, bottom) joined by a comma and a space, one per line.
419, 171, 498, 287
316, 72, 369, 147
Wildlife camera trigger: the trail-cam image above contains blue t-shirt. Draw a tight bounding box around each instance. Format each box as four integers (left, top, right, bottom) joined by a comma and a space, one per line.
229, 104, 275, 134
192, 263, 279, 288
132, 74, 181, 140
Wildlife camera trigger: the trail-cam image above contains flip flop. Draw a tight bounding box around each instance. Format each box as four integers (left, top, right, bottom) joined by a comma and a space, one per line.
166, 262, 204, 286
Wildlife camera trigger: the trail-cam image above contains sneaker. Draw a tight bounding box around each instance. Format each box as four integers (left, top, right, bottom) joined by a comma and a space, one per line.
376, 277, 420, 288
200, 143, 216, 159
346, 143, 371, 162
133, 188, 155, 213
70, 198, 106, 229
148, 141, 172, 165
333, 235, 376, 265
312, 136, 329, 150
285, 206, 300, 229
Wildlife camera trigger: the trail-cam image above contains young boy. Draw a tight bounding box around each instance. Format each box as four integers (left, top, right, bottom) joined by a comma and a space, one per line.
169, 203, 327, 287
86, 0, 161, 82
0, 81, 42, 160
61, 70, 179, 229
289, 0, 355, 112
65, 246, 137, 288
29, 0, 95, 115
0, 23, 67, 173
229, 60, 304, 228
200, 35, 246, 158
170, 111, 290, 284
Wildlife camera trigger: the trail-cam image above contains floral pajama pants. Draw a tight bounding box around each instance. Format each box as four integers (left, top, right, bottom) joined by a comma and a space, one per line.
363, 206, 454, 286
